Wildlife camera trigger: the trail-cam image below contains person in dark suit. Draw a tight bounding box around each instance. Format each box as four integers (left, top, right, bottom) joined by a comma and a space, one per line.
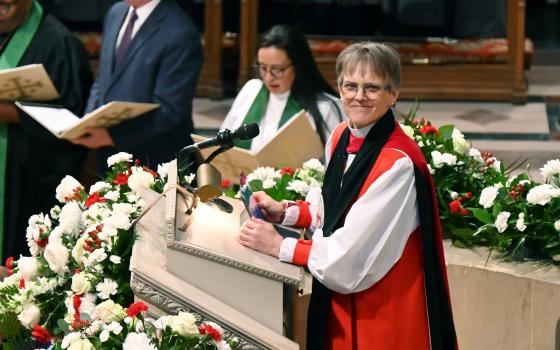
72, 0, 203, 171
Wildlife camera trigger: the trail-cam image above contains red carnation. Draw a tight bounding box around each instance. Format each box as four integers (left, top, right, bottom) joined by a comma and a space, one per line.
419, 125, 438, 134
280, 167, 294, 176
31, 325, 54, 343
449, 200, 462, 213
199, 323, 222, 341
113, 173, 129, 185
5, 256, 14, 276
127, 301, 149, 317
35, 237, 49, 248
85, 192, 106, 208
221, 179, 232, 189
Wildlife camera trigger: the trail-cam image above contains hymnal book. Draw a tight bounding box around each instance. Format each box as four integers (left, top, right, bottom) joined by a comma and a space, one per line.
191, 110, 324, 182
15, 101, 159, 139
0, 64, 59, 101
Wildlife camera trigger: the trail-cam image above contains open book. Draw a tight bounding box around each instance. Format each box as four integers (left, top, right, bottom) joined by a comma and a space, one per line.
0, 64, 59, 101
192, 110, 324, 182
15, 101, 159, 139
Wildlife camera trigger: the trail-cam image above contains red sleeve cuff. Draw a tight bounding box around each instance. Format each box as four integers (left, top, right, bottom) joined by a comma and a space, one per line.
293, 239, 312, 266
294, 200, 311, 228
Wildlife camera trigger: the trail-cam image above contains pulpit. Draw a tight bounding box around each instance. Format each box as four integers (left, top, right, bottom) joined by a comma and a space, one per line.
130, 161, 306, 349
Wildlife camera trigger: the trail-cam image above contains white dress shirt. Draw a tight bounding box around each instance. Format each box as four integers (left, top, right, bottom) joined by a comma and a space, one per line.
115, 0, 161, 50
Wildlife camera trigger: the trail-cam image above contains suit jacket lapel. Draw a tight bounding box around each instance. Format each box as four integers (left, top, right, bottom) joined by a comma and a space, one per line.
108, 1, 165, 88
106, 7, 128, 80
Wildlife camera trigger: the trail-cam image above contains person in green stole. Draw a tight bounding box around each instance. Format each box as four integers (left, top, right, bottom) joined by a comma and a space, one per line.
222, 24, 344, 151
0, 0, 92, 261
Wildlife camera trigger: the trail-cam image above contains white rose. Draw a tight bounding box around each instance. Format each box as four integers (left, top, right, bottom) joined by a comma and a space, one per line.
107, 152, 133, 167
56, 175, 83, 203
122, 332, 157, 350
494, 211, 511, 233
71, 272, 91, 294
452, 128, 470, 155
89, 181, 111, 195
95, 300, 125, 323
18, 256, 39, 282
431, 151, 457, 168
18, 303, 41, 329
58, 202, 83, 234
527, 184, 560, 205
112, 203, 134, 216
554, 220, 560, 232
44, 241, 69, 274
103, 213, 131, 230
399, 124, 415, 139
168, 312, 199, 337
479, 186, 499, 209
67, 338, 95, 350
127, 170, 155, 192
516, 213, 527, 232
72, 236, 88, 266
469, 148, 484, 163
540, 159, 560, 182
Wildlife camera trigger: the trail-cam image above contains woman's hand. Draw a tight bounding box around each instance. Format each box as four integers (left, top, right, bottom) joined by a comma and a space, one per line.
238, 217, 283, 258
253, 191, 284, 223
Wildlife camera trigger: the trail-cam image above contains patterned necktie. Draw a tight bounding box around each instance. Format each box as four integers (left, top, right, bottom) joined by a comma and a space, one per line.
114, 9, 138, 68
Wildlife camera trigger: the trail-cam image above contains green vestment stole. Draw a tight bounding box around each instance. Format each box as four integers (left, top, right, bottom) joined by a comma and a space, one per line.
234, 84, 302, 149
0, 1, 43, 260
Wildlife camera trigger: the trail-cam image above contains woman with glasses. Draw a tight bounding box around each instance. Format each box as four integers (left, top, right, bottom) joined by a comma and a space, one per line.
221, 24, 343, 151
238, 42, 457, 349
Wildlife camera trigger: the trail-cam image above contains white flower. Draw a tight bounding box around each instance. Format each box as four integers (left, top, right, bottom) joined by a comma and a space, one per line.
67, 338, 95, 350
302, 158, 325, 176
72, 236, 88, 266
157, 162, 171, 178
18, 256, 39, 282
56, 175, 83, 203
105, 321, 124, 335
488, 157, 501, 172
450, 191, 458, 200
104, 190, 120, 201
109, 255, 122, 264
540, 159, 560, 182
128, 169, 155, 192
112, 203, 134, 216
84, 248, 107, 267
58, 202, 83, 235
71, 272, 91, 295
431, 151, 457, 168
526, 184, 560, 205
61, 332, 82, 349
399, 124, 415, 139
103, 213, 131, 230
96, 278, 118, 300
287, 180, 311, 196
494, 211, 510, 233
262, 178, 276, 189
479, 186, 499, 209
452, 128, 470, 155
246, 166, 281, 184
89, 181, 111, 195
107, 152, 133, 167
427, 164, 435, 175
469, 148, 484, 163
26, 213, 51, 256
184, 173, 195, 185
216, 340, 232, 350
95, 300, 125, 323
123, 332, 157, 350
516, 213, 527, 232
44, 241, 69, 274
554, 220, 560, 232
99, 330, 110, 342
50, 205, 61, 219
168, 312, 199, 337
17, 303, 41, 329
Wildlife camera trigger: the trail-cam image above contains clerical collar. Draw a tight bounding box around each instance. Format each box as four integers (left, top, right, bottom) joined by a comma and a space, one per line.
269, 89, 290, 101
348, 121, 375, 138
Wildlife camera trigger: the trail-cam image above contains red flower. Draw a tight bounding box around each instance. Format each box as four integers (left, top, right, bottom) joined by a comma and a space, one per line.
280, 167, 294, 176
199, 323, 222, 341
85, 192, 106, 209
19, 276, 25, 289
127, 301, 149, 317
35, 237, 49, 248
221, 179, 232, 189
113, 173, 129, 185
449, 200, 462, 213
465, 192, 473, 199
419, 125, 438, 134
31, 325, 54, 343
5, 256, 14, 276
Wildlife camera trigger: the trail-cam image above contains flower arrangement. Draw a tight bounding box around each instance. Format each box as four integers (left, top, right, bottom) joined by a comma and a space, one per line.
0, 153, 237, 349
223, 159, 326, 202
400, 102, 560, 263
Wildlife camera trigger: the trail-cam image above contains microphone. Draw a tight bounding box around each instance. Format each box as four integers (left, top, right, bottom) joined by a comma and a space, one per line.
182, 123, 260, 153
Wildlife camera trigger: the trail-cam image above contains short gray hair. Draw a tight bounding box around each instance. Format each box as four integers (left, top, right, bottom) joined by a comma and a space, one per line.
335, 42, 401, 90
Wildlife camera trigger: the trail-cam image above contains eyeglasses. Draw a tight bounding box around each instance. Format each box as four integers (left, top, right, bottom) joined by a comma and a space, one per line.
340, 82, 391, 99
0, 0, 22, 15
253, 63, 293, 79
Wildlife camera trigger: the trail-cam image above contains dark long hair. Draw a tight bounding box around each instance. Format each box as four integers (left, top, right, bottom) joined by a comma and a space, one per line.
259, 25, 342, 145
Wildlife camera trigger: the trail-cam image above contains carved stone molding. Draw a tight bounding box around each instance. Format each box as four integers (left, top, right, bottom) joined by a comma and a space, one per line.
167, 240, 302, 287
131, 272, 268, 349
